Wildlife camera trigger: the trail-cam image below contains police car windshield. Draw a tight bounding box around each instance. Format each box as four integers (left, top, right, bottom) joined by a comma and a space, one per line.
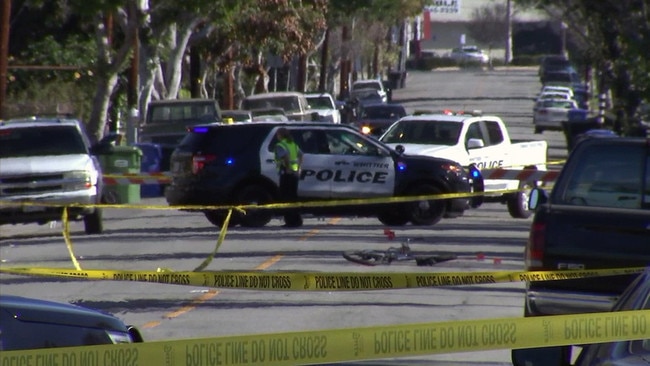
380, 120, 461, 146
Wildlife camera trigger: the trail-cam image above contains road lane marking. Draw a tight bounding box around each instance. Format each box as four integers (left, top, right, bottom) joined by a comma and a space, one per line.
142, 217, 341, 329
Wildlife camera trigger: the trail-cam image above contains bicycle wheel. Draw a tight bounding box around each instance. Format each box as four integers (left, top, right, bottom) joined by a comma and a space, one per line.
342, 250, 388, 266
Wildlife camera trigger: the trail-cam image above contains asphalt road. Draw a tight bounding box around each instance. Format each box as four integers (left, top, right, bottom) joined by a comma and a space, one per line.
0, 66, 567, 365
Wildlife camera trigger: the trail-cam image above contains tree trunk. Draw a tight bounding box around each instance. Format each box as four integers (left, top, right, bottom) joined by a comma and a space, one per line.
87, 74, 119, 144
318, 28, 329, 93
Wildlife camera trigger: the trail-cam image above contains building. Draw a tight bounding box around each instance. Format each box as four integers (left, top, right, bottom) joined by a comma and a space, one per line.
416, 0, 556, 60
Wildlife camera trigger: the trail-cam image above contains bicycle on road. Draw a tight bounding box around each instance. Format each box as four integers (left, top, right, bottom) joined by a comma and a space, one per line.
342, 239, 456, 266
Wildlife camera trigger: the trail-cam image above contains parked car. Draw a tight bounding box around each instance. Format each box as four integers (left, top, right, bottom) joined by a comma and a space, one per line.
512, 267, 650, 366
519, 135, 649, 326
139, 98, 222, 172
539, 85, 575, 97
536, 91, 574, 102
533, 98, 581, 133
0, 295, 143, 351
221, 109, 253, 123
165, 122, 483, 228
449, 45, 490, 64
305, 92, 342, 124
541, 68, 583, 90
352, 102, 407, 137
0, 117, 104, 234
240, 92, 319, 122
538, 55, 572, 81
351, 79, 388, 103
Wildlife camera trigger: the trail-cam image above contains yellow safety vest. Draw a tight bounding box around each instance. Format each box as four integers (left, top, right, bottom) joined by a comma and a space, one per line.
276, 139, 300, 173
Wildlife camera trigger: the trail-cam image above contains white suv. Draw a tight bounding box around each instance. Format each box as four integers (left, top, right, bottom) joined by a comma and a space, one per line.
0, 117, 104, 234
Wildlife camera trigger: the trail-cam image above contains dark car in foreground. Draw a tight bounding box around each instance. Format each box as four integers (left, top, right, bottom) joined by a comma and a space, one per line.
512, 268, 650, 365
521, 136, 649, 320
0, 295, 143, 351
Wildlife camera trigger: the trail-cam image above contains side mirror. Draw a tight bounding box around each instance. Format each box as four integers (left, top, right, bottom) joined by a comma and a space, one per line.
467, 138, 485, 149
311, 112, 321, 121
395, 144, 405, 154
528, 187, 548, 211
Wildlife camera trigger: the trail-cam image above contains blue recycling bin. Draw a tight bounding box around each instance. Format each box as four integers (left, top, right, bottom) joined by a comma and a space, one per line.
134, 143, 164, 197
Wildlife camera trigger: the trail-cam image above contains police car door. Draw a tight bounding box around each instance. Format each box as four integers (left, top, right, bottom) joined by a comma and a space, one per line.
466, 120, 493, 168
260, 127, 332, 198
323, 129, 395, 198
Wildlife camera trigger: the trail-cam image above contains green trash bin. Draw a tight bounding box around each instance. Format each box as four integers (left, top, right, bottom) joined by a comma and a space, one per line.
98, 145, 142, 204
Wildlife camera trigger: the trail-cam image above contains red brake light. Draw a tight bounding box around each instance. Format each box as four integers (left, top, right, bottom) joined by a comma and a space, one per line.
192, 154, 217, 174
525, 222, 545, 269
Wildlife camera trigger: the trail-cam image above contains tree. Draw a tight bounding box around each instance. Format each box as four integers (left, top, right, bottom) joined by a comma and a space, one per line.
467, 2, 511, 54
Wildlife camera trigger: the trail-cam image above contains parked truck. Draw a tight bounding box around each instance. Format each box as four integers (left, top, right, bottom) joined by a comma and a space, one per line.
380, 110, 548, 218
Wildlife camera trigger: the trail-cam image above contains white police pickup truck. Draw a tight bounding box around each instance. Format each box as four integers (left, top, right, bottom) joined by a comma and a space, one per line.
380, 111, 548, 218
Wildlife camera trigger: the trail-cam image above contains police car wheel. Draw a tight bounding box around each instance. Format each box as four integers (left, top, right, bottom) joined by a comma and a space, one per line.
507, 181, 533, 219
377, 211, 409, 226
236, 185, 273, 228
83, 208, 103, 235
407, 184, 445, 226
204, 210, 240, 228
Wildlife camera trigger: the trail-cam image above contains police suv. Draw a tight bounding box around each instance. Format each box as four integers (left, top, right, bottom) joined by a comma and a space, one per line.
165, 122, 483, 228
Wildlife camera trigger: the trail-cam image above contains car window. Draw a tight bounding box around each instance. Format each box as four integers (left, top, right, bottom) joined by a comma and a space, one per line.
465, 122, 484, 146
306, 96, 334, 109
559, 144, 649, 209
267, 129, 330, 155
243, 96, 302, 113
361, 106, 406, 119
324, 129, 380, 156
380, 120, 460, 146
0, 126, 87, 157
485, 121, 504, 145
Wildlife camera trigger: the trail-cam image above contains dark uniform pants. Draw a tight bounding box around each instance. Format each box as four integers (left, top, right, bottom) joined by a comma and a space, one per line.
279, 172, 302, 226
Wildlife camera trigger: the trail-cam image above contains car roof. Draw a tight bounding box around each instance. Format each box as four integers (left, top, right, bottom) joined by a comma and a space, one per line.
193, 121, 356, 130
399, 114, 477, 123
244, 92, 305, 100
0, 116, 82, 129
148, 98, 215, 105
0, 295, 127, 331
305, 92, 333, 98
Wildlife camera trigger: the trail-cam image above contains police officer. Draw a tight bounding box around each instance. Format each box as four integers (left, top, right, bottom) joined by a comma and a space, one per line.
275, 127, 304, 227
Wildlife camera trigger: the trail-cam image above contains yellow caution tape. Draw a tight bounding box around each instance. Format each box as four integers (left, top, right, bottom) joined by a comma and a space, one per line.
0, 267, 644, 291
1, 309, 648, 365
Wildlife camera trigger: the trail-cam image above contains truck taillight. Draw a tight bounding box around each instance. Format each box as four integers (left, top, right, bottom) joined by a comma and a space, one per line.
192, 154, 216, 174
525, 222, 545, 269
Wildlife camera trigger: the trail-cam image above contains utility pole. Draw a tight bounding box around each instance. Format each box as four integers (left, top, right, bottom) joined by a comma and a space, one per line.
505, 0, 512, 64
0, 0, 12, 119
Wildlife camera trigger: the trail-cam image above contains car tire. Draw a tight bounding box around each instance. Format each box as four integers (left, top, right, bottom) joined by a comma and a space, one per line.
407, 184, 445, 226
507, 181, 533, 219
83, 208, 103, 234
204, 210, 240, 228
236, 185, 273, 228
377, 211, 409, 226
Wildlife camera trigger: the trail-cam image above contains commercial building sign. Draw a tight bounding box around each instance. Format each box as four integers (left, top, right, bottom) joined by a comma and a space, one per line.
425, 0, 460, 14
